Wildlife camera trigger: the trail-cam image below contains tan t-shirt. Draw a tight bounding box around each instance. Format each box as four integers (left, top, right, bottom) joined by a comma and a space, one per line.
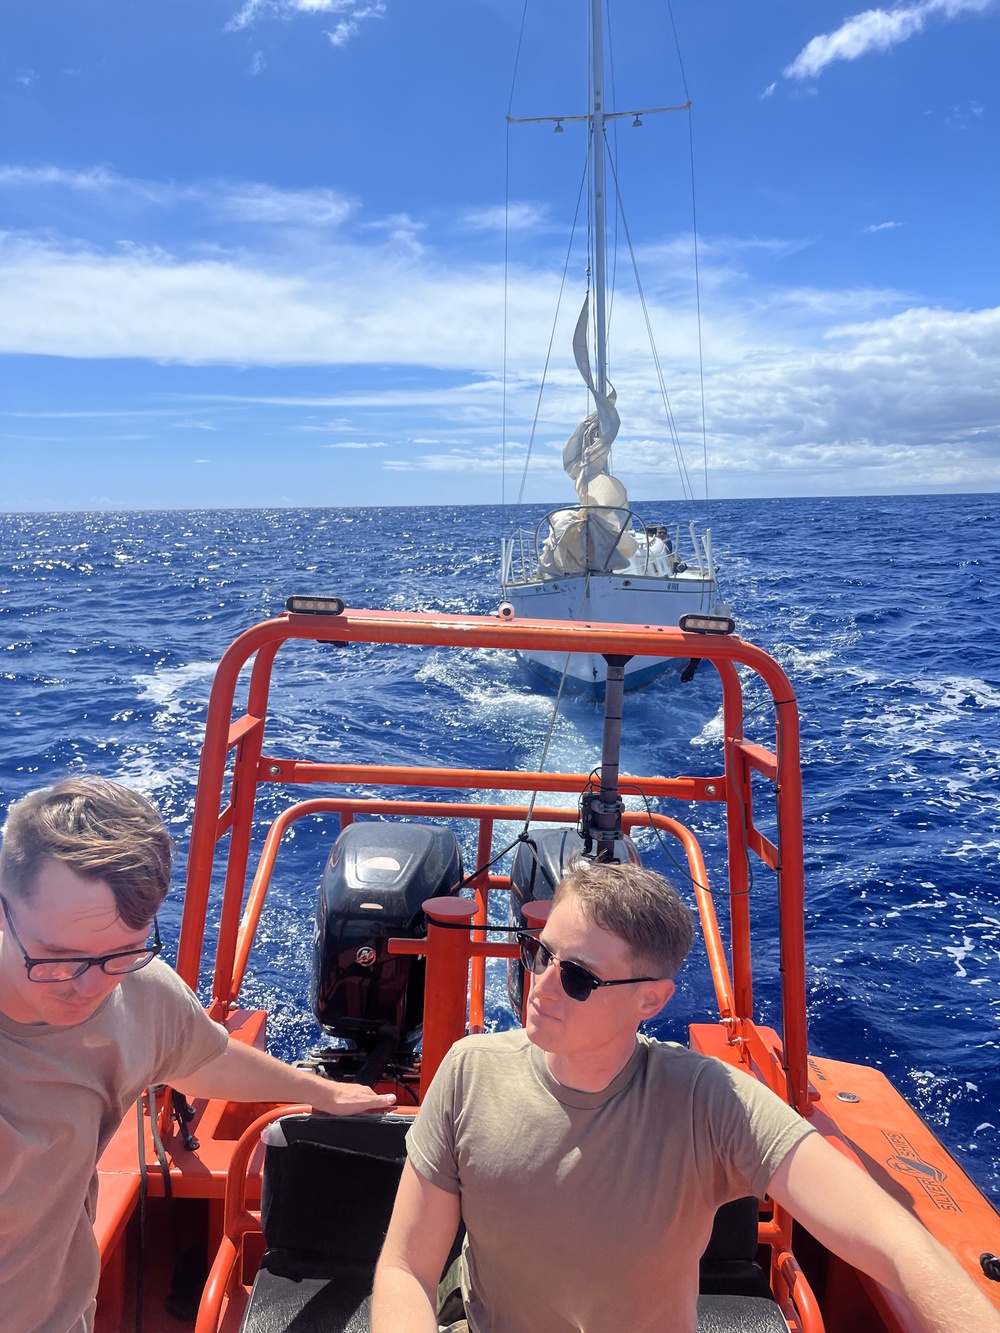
0, 958, 228, 1333
407, 1030, 814, 1333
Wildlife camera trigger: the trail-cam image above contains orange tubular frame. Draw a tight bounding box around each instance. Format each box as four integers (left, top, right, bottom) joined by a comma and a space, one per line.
195, 1103, 310, 1333
176, 607, 808, 1111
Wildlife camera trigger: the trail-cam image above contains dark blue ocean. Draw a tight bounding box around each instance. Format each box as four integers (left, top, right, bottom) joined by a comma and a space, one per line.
1, 495, 998, 1200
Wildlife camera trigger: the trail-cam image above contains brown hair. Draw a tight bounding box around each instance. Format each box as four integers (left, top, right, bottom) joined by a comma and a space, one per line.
553, 861, 695, 978
0, 777, 173, 929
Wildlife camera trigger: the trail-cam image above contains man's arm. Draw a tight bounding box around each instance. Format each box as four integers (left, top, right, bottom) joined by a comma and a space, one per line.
768, 1132, 1000, 1333
167, 1039, 396, 1115
372, 1160, 462, 1333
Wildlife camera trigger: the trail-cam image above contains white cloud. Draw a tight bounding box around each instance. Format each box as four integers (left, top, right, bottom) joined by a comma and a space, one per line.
226, 0, 386, 46
321, 440, 389, 448
327, 3, 386, 47
0, 163, 354, 229
0, 173, 997, 492
216, 183, 353, 225
460, 202, 549, 233
760, 83, 777, 100
784, 0, 996, 81
862, 220, 903, 232
250, 51, 266, 75
0, 164, 125, 192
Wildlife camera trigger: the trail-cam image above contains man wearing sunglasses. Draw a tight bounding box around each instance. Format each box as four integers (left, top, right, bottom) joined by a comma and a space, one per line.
0, 776, 395, 1333
373, 861, 996, 1333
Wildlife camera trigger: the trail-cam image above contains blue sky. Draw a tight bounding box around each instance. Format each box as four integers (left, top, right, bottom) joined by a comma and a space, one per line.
1, 0, 998, 510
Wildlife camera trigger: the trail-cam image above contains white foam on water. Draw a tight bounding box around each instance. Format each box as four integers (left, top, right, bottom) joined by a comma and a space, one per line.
134, 661, 218, 713
690, 707, 724, 749
111, 746, 199, 815
943, 936, 976, 978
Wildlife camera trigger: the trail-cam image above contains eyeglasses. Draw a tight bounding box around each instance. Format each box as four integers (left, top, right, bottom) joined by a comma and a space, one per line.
0, 894, 162, 983
517, 932, 660, 1003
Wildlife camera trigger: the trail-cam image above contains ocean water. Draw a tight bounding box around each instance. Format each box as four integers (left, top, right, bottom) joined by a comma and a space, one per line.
1, 494, 998, 1200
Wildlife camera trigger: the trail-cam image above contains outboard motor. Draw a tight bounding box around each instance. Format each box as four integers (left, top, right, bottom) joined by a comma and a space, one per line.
507, 828, 640, 1018
311, 822, 462, 1078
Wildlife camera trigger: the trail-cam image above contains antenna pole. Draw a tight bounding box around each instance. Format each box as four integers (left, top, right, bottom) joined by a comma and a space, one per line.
590, 0, 608, 399
594, 654, 629, 861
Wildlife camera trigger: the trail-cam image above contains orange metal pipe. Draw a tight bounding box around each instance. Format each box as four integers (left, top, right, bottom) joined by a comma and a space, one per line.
468, 818, 493, 1034
195, 1234, 238, 1333
419, 898, 477, 1099
778, 1251, 826, 1333
196, 1101, 312, 1332
227, 797, 722, 1012
715, 658, 754, 1025
261, 759, 718, 802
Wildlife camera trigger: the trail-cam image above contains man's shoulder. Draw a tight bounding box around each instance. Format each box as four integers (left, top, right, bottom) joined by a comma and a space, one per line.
117, 958, 202, 1014
641, 1039, 764, 1095
451, 1027, 533, 1062
642, 1038, 805, 1124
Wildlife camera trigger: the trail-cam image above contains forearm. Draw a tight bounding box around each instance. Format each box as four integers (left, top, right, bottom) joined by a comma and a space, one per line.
860, 1222, 999, 1333
371, 1261, 440, 1333
171, 1038, 395, 1114
771, 1135, 999, 1333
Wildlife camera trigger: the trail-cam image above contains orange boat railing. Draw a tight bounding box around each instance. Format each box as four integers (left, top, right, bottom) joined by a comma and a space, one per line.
175, 606, 808, 1110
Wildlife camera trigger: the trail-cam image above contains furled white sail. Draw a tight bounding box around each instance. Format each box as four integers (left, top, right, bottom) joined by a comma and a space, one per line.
562, 297, 621, 502
538, 296, 637, 576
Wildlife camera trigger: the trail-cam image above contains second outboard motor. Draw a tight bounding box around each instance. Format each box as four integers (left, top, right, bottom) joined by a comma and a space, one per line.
506, 828, 640, 1018
311, 822, 462, 1071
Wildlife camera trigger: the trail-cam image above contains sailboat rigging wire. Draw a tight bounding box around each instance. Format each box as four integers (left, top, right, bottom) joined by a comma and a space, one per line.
664, 0, 713, 517
665, 0, 691, 103
604, 146, 696, 504
501, 0, 532, 520
605, 0, 621, 445
687, 111, 712, 514
514, 146, 590, 507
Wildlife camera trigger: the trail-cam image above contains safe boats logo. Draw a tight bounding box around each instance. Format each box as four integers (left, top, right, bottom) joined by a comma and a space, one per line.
882, 1132, 961, 1212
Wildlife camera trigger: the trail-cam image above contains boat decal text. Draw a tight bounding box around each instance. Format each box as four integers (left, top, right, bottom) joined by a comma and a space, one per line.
882, 1132, 962, 1212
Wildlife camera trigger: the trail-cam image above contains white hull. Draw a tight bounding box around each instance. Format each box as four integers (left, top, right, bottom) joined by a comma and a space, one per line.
503, 570, 720, 694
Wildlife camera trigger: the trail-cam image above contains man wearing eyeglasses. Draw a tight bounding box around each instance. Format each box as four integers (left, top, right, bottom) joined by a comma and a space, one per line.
0, 776, 395, 1333
372, 862, 997, 1333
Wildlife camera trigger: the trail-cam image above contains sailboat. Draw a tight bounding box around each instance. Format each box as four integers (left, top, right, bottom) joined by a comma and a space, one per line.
499, 0, 729, 696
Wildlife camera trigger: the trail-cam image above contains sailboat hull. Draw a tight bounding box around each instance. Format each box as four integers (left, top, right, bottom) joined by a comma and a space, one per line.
504, 570, 719, 696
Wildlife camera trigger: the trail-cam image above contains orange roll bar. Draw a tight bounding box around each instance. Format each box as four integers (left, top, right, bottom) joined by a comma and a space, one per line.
178, 607, 806, 1110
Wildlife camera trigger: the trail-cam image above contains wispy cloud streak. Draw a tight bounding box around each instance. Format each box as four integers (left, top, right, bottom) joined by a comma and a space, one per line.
226, 0, 387, 47
784, 0, 995, 80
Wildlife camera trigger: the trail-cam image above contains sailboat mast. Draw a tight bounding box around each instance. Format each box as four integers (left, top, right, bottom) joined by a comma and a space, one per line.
590, 0, 608, 399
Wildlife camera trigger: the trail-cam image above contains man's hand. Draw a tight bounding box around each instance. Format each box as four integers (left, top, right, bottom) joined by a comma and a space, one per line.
769, 1133, 1000, 1333
307, 1074, 397, 1116
166, 1037, 396, 1114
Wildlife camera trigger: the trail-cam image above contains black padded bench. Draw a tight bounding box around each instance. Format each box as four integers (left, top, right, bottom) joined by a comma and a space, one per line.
239, 1114, 788, 1333
240, 1113, 408, 1333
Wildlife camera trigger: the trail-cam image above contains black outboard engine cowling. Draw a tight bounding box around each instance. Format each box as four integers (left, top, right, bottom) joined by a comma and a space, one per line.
507, 828, 640, 1017
311, 822, 462, 1056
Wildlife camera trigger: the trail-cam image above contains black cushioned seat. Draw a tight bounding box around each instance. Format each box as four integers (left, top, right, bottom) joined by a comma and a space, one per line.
696, 1294, 789, 1331
239, 1113, 408, 1333
699, 1196, 773, 1299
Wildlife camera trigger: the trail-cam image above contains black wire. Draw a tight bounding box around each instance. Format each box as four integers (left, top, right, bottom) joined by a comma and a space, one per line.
147, 1086, 183, 1269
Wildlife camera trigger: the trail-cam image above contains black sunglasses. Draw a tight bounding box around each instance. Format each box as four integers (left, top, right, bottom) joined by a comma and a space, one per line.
0, 894, 162, 984
518, 931, 660, 1003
